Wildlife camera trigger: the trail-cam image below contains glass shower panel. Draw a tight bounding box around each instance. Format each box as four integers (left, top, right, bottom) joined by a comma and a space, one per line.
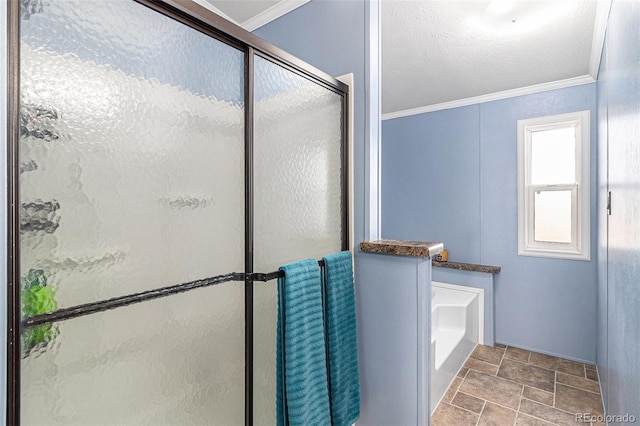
252, 55, 345, 424
21, 284, 244, 425
19, 0, 245, 423
19, 0, 245, 307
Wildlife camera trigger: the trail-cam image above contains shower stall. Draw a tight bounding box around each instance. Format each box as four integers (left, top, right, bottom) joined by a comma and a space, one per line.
5, 1, 349, 424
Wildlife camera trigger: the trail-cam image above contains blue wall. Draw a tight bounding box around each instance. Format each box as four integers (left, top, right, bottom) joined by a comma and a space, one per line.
597, 0, 640, 418
382, 84, 598, 363
254, 0, 370, 248
382, 106, 481, 260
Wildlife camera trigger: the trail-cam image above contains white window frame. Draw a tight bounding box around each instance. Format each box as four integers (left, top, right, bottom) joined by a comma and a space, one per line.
517, 110, 590, 261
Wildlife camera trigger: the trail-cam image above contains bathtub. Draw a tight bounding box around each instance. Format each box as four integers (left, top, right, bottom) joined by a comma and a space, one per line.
430, 282, 484, 414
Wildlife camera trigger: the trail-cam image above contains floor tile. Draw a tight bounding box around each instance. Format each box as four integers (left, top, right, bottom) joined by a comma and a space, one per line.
432, 402, 479, 426
471, 344, 505, 365
515, 412, 556, 425
432, 345, 604, 425
505, 346, 531, 363
465, 357, 499, 375
497, 358, 555, 392
494, 342, 507, 348
459, 370, 522, 409
457, 367, 470, 378
556, 371, 600, 394
522, 385, 554, 406
478, 402, 517, 426
555, 383, 604, 416
451, 391, 485, 414
441, 376, 463, 404
529, 352, 584, 377
519, 398, 579, 426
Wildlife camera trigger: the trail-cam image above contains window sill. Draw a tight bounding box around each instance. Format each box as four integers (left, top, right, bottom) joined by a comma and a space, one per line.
518, 247, 590, 261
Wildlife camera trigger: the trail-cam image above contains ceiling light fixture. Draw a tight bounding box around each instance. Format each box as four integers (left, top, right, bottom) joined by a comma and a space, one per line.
468, 0, 576, 35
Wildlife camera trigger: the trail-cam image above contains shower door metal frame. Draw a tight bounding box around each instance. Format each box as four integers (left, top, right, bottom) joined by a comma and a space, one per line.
5, 0, 350, 424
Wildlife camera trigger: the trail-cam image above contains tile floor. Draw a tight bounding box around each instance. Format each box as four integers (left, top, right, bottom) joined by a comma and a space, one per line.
432, 344, 605, 426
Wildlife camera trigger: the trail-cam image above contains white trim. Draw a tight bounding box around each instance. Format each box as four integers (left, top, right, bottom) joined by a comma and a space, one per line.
190, 0, 238, 24
337, 73, 355, 252
365, 0, 382, 241
517, 110, 591, 261
382, 75, 595, 120
241, 0, 310, 32
589, 0, 612, 79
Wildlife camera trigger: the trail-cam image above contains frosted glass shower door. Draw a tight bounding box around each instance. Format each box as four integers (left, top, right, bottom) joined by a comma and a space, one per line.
19, 0, 245, 424
252, 55, 346, 424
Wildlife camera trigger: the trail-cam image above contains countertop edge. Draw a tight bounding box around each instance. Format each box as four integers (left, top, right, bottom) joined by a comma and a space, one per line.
432, 260, 501, 274
359, 239, 444, 258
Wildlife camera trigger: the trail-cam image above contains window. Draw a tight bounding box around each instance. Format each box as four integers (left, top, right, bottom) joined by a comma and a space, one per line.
517, 110, 590, 260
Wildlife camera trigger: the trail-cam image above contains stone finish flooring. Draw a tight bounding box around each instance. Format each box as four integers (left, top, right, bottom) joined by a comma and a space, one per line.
432, 344, 604, 426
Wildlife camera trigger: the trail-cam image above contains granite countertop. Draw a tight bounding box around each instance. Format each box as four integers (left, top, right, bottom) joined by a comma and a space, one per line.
432, 260, 501, 274
359, 239, 444, 258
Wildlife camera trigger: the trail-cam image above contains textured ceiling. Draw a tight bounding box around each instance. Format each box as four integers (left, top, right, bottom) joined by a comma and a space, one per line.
196, 0, 601, 116
382, 0, 598, 115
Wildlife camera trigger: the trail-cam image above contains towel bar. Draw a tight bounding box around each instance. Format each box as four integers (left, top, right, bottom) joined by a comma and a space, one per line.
24, 260, 328, 327
248, 259, 326, 282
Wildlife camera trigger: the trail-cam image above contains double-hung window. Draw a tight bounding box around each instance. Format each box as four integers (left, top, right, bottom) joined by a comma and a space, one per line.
517, 110, 590, 260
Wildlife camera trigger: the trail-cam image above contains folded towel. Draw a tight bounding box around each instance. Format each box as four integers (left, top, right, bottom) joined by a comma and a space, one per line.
277, 259, 331, 426
322, 251, 360, 426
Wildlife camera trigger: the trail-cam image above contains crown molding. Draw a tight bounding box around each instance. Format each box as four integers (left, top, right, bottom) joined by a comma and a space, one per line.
189, 0, 238, 24
589, 0, 612, 79
242, 0, 310, 32
382, 75, 596, 121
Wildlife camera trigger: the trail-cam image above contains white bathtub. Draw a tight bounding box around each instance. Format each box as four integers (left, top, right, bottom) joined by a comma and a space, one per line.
430, 282, 484, 414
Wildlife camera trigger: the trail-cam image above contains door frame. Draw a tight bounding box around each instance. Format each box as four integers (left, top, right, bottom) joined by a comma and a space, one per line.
6, 1, 349, 424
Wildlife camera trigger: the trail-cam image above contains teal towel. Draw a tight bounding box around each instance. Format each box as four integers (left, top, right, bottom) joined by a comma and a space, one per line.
322, 251, 360, 426
276, 259, 331, 426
